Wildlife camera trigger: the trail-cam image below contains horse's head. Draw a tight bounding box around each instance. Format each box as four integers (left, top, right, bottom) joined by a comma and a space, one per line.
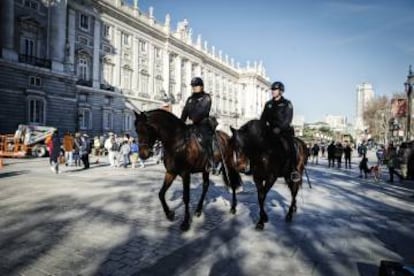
230, 126, 250, 173
134, 111, 156, 160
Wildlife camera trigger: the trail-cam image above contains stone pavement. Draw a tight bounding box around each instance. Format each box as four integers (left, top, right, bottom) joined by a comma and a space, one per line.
0, 153, 413, 276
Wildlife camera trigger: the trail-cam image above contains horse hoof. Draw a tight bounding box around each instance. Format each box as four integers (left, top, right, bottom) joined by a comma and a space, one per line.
194, 210, 202, 217
285, 214, 293, 222
166, 211, 175, 221
255, 222, 264, 230
230, 207, 237, 215
180, 222, 190, 231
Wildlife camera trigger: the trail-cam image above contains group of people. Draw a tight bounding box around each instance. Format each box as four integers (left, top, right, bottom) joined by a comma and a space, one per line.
103, 133, 145, 169
45, 131, 90, 174
307, 141, 353, 169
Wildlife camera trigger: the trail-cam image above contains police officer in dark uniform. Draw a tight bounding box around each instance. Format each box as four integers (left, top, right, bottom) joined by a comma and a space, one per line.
181, 77, 215, 169
260, 81, 300, 182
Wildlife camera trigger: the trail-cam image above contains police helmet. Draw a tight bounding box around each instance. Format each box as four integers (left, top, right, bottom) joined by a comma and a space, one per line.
271, 81, 284, 91
190, 77, 204, 87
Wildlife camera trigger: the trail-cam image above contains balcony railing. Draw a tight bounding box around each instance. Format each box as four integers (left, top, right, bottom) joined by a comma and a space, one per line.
76, 79, 93, 87
18, 54, 51, 69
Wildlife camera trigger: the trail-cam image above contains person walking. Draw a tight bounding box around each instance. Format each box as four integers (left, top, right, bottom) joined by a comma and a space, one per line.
63, 132, 74, 166
327, 141, 336, 168
120, 140, 131, 168
386, 143, 403, 183
344, 143, 352, 169
311, 143, 320, 165
79, 134, 90, 169
49, 130, 61, 174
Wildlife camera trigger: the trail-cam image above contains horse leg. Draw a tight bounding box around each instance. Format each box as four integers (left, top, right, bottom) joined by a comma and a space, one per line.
254, 177, 270, 230
230, 185, 237, 214
159, 172, 177, 221
195, 171, 210, 217
180, 172, 191, 231
286, 179, 300, 222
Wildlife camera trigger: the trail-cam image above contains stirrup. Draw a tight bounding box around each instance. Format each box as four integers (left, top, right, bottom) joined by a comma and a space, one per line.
290, 171, 301, 182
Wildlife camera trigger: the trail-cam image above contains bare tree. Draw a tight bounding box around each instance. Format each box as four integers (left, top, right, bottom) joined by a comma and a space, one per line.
363, 96, 390, 144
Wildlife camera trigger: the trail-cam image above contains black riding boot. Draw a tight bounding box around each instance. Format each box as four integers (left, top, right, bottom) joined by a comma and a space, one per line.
288, 138, 300, 182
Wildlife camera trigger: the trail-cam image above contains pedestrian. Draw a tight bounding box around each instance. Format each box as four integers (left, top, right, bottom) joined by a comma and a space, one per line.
63, 132, 74, 166
79, 134, 90, 169
130, 139, 139, 168
327, 141, 336, 168
344, 143, 352, 169
335, 142, 343, 168
386, 143, 403, 183
104, 134, 117, 167
93, 136, 101, 164
73, 132, 82, 167
321, 143, 326, 158
120, 140, 131, 168
49, 130, 61, 174
311, 143, 320, 165
359, 156, 370, 178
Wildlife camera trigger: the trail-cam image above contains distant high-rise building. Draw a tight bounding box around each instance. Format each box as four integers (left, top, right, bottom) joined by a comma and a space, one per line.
355, 82, 375, 130
325, 115, 347, 132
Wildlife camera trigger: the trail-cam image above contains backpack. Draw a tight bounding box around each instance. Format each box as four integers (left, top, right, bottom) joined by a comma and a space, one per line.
111, 142, 120, 151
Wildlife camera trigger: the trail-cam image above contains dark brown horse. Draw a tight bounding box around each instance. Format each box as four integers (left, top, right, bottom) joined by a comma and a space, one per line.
134, 109, 242, 231
230, 119, 308, 230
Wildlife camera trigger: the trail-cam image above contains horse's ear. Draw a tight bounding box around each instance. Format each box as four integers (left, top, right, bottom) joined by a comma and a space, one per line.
230, 126, 236, 134
134, 111, 146, 121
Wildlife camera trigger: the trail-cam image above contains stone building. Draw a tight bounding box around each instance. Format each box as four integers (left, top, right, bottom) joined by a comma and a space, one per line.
0, 0, 270, 136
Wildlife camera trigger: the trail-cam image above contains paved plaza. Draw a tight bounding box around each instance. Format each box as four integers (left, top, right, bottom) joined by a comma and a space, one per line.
0, 154, 413, 276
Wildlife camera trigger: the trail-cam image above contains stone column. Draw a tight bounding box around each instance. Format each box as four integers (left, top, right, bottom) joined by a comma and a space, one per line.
113, 29, 121, 88
174, 55, 182, 100
50, 0, 68, 72
148, 44, 154, 99
162, 49, 170, 99
65, 8, 76, 73
0, 0, 17, 60
92, 19, 101, 88
185, 60, 192, 99
132, 36, 139, 93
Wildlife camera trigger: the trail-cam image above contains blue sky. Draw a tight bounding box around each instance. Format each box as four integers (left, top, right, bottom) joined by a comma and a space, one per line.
132, 0, 414, 123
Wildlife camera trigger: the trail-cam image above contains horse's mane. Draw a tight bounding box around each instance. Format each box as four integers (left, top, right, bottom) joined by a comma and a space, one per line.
238, 119, 270, 149
145, 109, 186, 134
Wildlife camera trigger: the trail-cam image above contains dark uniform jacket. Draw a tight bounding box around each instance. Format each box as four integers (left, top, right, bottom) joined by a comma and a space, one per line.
260, 96, 293, 134
181, 91, 212, 125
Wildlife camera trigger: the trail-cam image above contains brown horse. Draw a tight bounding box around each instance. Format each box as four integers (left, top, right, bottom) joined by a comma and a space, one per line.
230, 119, 308, 230
134, 109, 242, 231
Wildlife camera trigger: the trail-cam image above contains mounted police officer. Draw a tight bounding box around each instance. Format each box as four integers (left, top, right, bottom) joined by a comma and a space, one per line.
260, 81, 300, 182
181, 77, 216, 170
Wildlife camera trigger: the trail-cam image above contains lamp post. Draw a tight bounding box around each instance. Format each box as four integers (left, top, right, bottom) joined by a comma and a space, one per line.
405, 65, 414, 141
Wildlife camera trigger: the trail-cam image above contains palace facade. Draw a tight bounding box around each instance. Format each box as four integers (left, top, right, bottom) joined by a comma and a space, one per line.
0, 0, 270, 136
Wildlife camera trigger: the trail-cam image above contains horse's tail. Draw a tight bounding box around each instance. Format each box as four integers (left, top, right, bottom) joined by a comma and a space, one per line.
215, 130, 242, 191
221, 161, 242, 190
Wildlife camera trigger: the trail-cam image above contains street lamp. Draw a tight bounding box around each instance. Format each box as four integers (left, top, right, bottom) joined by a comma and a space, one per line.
405, 65, 414, 141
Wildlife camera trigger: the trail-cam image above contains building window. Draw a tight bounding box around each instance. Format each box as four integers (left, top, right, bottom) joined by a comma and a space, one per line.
102, 63, 113, 84
155, 47, 161, 58
29, 76, 41, 87
24, 0, 38, 10
103, 45, 112, 53
79, 14, 89, 31
140, 73, 149, 95
27, 97, 45, 125
79, 108, 92, 130
77, 57, 89, 80
103, 111, 113, 130
121, 68, 132, 91
122, 32, 130, 46
103, 24, 111, 39
124, 113, 133, 131
23, 38, 35, 57
139, 40, 146, 52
